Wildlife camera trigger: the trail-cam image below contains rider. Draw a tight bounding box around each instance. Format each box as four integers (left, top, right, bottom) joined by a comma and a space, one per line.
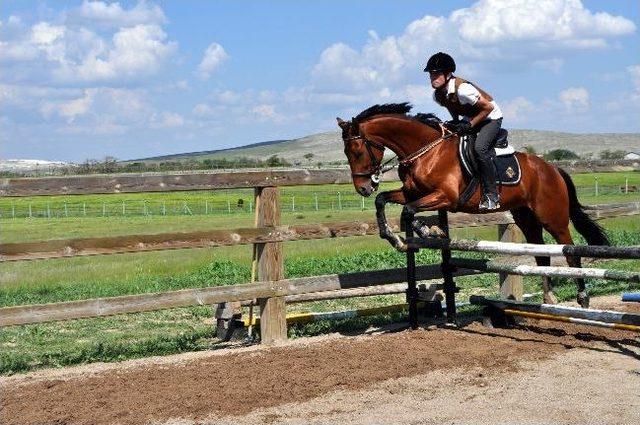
424, 52, 503, 210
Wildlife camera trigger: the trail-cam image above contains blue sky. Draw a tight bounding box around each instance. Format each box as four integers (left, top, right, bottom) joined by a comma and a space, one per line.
1, 0, 639, 162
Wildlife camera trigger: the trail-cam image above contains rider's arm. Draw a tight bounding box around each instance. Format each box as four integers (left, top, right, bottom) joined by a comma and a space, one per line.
447, 107, 458, 121
457, 83, 495, 128
469, 95, 494, 127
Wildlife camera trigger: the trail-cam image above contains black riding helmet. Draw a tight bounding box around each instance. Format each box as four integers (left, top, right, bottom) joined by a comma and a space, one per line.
424, 52, 456, 73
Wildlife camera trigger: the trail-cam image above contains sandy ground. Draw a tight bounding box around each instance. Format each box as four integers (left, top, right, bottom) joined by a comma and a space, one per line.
1, 296, 639, 425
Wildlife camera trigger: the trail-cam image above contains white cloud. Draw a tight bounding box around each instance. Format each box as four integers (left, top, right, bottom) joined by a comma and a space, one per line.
31, 22, 65, 45
197, 42, 228, 79
41, 89, 95, 122
251, 104, 285, 123
151, 111, 184, 128
311, 0, 635, 95
559, 87, 589, 111
451, 0, 634, 45
67, 24, 176, 83
192, 103, 216, 118
0, 4, 176, 86
502, 96, 535, 121
533, 58, 564, 73
74, 1, 166, 28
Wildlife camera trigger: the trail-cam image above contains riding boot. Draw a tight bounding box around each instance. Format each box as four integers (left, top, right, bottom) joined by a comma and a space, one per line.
478, 157, 500, 210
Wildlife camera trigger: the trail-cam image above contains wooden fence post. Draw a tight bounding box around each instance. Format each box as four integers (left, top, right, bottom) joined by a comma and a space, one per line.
254, 186, 286, 343
498, 223, 523, 300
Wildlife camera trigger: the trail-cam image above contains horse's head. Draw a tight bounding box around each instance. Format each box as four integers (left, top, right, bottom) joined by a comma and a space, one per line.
337, 117, 385, 197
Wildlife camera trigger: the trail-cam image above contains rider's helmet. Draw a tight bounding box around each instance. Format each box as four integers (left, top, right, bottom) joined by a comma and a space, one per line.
424, 52, 456, 74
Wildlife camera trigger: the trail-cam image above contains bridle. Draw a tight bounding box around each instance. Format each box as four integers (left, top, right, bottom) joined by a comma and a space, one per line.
343, 133, 391, 184
344, 122, 454, 184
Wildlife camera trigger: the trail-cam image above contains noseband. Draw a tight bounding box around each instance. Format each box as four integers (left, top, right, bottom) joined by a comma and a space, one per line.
344, 134, 386, 183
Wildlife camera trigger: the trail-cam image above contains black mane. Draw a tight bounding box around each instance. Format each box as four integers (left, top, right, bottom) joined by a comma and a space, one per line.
352, 102, 413, 123
352, 102, 443, 131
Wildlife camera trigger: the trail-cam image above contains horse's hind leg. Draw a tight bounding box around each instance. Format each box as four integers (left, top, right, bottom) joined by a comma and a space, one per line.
511, 207, 558, 304
542, 223, 589, 308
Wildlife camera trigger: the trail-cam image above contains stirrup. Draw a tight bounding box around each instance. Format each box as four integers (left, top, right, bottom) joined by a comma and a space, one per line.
479, 194, 500, 211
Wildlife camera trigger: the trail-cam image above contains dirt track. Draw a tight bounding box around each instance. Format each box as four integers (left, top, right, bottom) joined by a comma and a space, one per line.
1, 297, 639, 425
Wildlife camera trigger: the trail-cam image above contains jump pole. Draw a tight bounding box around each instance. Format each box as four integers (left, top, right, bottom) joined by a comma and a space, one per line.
408, 238, 640, 259
404, 212, 419, 329
438, 210, 458, 324
470, 296, 640, 333
622, 293, 640, 303
451, 258, 640, 285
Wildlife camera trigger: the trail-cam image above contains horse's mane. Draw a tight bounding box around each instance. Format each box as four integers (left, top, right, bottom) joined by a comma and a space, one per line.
352, 102, 443, 131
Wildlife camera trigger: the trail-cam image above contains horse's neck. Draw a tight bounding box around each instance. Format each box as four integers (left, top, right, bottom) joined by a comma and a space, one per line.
363, 117, 441, 158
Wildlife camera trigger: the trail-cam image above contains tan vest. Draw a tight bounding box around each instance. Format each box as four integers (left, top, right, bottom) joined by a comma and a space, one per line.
434, 77, 493, 118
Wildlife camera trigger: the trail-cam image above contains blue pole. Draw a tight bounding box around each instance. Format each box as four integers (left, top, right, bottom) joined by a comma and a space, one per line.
622, 293, 640, 302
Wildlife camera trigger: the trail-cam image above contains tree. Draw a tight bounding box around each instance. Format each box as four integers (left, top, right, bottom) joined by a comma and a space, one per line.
599, 149, 626, 160
523, 145, 537, 155
543, 149, 579, 161
303, 153, 314, 163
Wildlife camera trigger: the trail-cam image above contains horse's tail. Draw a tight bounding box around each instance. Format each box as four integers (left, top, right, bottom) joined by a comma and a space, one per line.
557, 167, 610, 246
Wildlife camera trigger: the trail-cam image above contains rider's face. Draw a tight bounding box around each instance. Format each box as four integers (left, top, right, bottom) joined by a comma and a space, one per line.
430, 71, 447, 89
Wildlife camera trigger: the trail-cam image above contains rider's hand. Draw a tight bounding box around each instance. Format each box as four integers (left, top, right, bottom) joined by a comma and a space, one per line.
444, 119, 460, 132
455, 121, 472, 135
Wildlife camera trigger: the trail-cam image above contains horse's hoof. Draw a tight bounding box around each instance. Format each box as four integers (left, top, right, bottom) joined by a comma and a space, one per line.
395, 241, 408, 252
543, 291, 558, 305
577, 292, 590, 308
413, 226, 431, 239
429, 225, 447, 238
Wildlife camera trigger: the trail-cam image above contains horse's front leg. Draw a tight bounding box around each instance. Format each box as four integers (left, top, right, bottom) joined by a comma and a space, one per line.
375, 189, 408, 252
406, 191, 451, 238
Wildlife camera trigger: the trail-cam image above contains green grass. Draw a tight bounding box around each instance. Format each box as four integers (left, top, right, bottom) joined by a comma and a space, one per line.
1, 171, 638, 220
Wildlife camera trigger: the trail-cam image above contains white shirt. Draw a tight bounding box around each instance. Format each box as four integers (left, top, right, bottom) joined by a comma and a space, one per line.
433, 77, 503, 120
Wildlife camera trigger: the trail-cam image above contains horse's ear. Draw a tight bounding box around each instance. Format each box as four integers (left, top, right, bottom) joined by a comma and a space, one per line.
336, 117, 348, 129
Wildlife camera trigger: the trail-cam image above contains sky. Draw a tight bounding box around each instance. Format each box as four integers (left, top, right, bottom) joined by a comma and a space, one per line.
1, 0, 639, 162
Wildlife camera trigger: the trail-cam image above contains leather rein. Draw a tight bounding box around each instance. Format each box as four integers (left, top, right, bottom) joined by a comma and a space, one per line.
344, 123, 454, 182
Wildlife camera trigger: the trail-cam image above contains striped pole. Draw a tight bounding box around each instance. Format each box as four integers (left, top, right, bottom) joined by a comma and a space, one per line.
502, 309, 640, 332
471, 296, 640, 332
408, 238, 640, 259
452, 258, 640, 284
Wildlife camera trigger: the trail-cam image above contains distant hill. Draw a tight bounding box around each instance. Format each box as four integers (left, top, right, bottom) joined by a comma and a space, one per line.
125, 138, 290, 162
0, 159, 68, 172
127, 129, 640, 165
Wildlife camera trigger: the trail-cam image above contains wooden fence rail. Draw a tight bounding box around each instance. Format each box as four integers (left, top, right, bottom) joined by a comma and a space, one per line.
0, 169, 356, 196
0, 264, 481, 327
2, 203, 638, 262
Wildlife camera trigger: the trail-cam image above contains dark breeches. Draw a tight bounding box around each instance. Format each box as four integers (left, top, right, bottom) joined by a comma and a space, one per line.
473, 118, 502, 195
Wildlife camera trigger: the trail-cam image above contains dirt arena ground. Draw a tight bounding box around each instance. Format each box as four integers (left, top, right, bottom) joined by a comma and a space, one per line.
2, 296, 639, 425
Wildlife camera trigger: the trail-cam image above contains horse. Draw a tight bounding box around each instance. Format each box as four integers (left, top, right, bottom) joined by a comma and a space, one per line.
336, 103, 609, 307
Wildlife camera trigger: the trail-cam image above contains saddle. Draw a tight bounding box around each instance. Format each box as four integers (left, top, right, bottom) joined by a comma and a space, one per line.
456, 128, 522, 208
458, 129, 521, 185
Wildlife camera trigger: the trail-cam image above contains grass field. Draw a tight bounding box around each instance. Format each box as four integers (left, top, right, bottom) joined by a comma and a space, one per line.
1, 171, 638, 219
0, 170, 639, 374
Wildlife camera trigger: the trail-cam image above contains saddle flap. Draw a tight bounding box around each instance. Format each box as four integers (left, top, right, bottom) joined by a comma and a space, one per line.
458, 135, 521, 186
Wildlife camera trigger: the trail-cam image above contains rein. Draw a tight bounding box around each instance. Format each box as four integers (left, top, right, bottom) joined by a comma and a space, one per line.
399, 123, 454, 167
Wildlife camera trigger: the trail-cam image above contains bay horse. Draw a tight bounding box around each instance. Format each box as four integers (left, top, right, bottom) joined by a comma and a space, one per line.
337, 103, 609, 307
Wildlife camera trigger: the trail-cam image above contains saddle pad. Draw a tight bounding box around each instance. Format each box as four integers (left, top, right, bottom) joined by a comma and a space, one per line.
458, 135, 521, 186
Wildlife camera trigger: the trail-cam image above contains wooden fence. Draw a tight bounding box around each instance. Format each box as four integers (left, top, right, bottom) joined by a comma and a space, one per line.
1, 170, 639, 343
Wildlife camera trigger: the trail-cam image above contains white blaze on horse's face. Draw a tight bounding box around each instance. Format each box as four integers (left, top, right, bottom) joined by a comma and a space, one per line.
337, 117, 380, 197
